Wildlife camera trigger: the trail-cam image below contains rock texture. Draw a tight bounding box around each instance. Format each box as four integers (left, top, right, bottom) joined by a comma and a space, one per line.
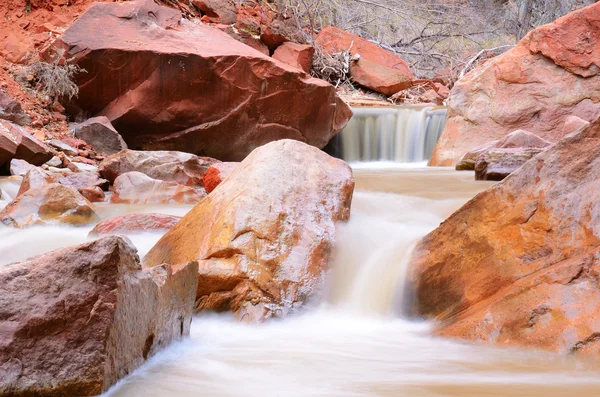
409, 117, 600, 354
90, 213, 182, 236
474, 148, 546, 181
202, 162, 238, 193
0, 236, 198, 396
315, 26, 414, 95
0, 91, 30, 126
110, 172, 206, 205
430, 3, 600, 166
47, 0, 352, 161
0, 120, 52, 168
17, 167, 108, 196
0, 183, 98, 227
192, 0, 237, 24
99, 150, 218, 187
145, 140, 354, 322
72, 116, 128, 155
272, 42, 314, 73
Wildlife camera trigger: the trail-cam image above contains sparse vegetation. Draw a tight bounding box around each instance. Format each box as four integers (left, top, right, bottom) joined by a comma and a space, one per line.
25, 58, 84, 101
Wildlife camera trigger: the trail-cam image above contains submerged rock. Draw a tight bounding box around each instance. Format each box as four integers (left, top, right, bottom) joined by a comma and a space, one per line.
47, 0, 351, 161
99, 149, 218, 187
90, 213, 182, 236
202, 162, 238, 193
430, 3, 600, 166
0, 183, 98, 227
409, 117, 600, 354
0, 236, 198, 396
144, 140, 354, 322
110, 171, 206, 205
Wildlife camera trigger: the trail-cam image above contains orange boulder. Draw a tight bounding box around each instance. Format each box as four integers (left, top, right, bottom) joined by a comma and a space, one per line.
272, 42, 314, 73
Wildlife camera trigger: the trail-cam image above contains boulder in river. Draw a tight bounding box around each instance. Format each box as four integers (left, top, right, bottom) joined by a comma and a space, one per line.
99, 149, 218, 187
110, 171, 206, 205
144, 140, 354, 322
474, 147, 546, 181
0, 236, 198, 396
90, 213, 182, 236
409, 117, 600, 354
47, 0, 351, 161
0, 183, 98, 227
17, 167, 108, 196
430, 2, 600, 166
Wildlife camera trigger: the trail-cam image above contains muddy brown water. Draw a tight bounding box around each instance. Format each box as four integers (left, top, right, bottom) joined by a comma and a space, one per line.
2, 166, 600, 397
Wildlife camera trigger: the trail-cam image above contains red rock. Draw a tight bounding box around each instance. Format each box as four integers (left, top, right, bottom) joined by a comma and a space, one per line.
433, 82, 450, 99
0, 122, 19, 167
48, 138, 78, 156
99, 149, 218, 187
90, 213, 182, 236
144, 140, 354, 322
0, 120, 53, 165
409, 117, 600, 354
16, 167, 53, 196
315, 26, 414, 80
260, 19, 299, 50
0, 90, 30, 125
430, 3, 600, 166
47, 0, 351, 161
192, 0, 237, 24
78, 185, 105, 202
456, 130, 552, 171
0, 183, 98, 227
349, 58, 413, 96
110, 172, 206, 205
17, 166, 108, 196
202, 162, 238, 193
272, 42, 314, 73
0, 236, 198, 396
71, 116, 128, 155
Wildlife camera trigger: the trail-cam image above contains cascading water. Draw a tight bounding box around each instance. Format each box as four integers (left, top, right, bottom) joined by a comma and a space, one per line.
327, 106, 447, 163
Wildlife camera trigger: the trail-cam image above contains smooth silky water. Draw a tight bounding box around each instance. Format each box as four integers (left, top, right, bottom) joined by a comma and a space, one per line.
2, 167, 600, 397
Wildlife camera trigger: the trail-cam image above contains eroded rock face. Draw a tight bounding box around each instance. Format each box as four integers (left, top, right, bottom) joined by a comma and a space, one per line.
0, 183, 98, 227
315, 26, 414, 96
48, 0, 352, 161
0, 91, 30, 126
72, 116, 128, 155
192, 0, 237, 24
99, 150, 218, 187
408, 117, 600, 354
0, 236, 198, 396
456, 129, 552, 171
110, 172, 206, 205
430, 3, 600, 166
0, 120, 52, 168
144, 140, 354, 322
202, 162, 238, 193
90, 213, 182, 236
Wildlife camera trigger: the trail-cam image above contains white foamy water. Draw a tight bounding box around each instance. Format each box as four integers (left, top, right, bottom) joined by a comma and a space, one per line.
3, 167, 600, 397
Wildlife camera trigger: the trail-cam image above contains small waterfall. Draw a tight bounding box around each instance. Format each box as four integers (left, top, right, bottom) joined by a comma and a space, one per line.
327, 106, 447, 163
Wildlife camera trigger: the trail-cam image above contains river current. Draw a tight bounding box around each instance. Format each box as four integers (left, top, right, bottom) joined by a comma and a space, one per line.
2, 165, 600, 396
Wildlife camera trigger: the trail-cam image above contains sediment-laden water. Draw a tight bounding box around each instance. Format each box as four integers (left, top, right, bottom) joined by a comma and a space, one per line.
2, 166, 600, 397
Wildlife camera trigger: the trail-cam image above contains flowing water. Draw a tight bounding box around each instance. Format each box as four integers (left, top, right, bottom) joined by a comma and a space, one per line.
3, 166, 600, 396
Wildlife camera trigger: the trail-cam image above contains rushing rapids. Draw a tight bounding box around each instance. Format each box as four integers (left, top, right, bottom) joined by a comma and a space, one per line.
327, 106, 447, 163
3, 168, 600, 396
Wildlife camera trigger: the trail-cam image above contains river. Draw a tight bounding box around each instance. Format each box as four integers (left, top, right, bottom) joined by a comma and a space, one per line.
2, 165, 600, 396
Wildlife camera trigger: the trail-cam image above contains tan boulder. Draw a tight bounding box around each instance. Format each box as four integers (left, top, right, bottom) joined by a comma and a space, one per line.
144, 140, 354, 322
90, 213, 182, 236
202, 162, 238, 193
79, 186, 105, 203
47, 0, 351, 161
474, 147, 546, 181
110, 172, 206, 205
99, 150, 218, 188
272, 42, 314, 73
0, 183, 98, 227
0, 236, 198, 396
408, 117, 600, 354
456, 130, 552, 171
430, 3, 600, 166
17, 167, 108, 196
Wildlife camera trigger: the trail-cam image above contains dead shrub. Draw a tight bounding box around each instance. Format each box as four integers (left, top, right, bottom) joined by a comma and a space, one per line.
25, 59, 85, 101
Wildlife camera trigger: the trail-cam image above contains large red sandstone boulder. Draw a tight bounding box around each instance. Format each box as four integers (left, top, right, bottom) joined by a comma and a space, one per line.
99, 150, 218, 187
430, 3, 600, 166
456, 129, 552, 171
110, 172, 206, 205
409, 117, 600, 354
0, 120, 52, 168
0, 183, 98, 227
47, 0, 351, 161
72, 116, 128, 155
90, 213, 182, 236
272, 42, 314, 73
315, 26, 414, 95
144, 140, 354, 322
202, 162, 238, 193
0, 236, 198, 396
